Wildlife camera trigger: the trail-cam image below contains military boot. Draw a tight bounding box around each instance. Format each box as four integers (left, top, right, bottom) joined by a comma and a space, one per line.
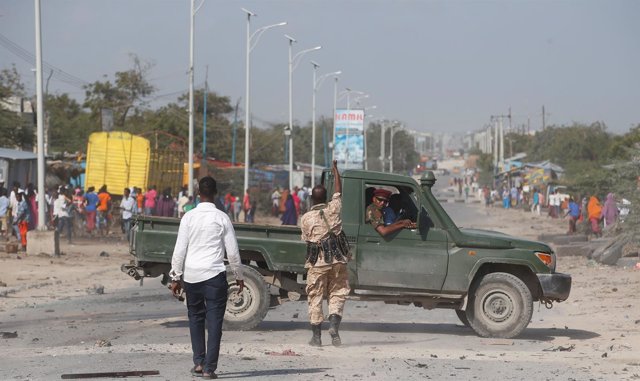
309, 324, 322, 347
328, 314, 342, 347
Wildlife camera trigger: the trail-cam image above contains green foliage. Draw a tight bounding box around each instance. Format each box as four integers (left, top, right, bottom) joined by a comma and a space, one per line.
527, 122, 611, 166
47, 93, 95, 152
82, 55, 155, 128
0, 65, 32, 149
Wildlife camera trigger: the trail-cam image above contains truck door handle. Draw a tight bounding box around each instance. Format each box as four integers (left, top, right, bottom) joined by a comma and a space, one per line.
365, 238, 380, 243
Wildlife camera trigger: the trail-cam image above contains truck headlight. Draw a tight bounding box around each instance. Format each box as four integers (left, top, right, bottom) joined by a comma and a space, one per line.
535, 252, 556, 271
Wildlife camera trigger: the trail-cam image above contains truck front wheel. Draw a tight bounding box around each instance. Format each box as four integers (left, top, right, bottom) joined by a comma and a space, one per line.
223, 264, 270, 330
467, 272, 533, 338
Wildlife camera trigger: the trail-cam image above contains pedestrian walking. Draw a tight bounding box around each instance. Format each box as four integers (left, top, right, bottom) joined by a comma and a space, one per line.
84, 186, 99, 235
156, 188, 176, 217
97, 185, 112, 236
602, 193, 619, 229
144, 186, 157, 216
243, 189, 251, 223
120, 188, 136, 242
0, 188, 8, 238
587, 195, 603, 237
300, 160, 351, 347
12, 191, 29, 251
271, 188, 280, 217
565, 197, 580, 234
169, 176, 244, 379
531, 188, 541, 215
53, 189, 72, 243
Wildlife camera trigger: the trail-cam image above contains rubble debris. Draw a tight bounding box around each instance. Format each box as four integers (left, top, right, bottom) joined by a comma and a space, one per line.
95, 339, 112, 347
99, 251, 110, 257
265, 349, 299, 356
543, 344, 575, 352
1, 331, 18, 339
87, 284, 105, 295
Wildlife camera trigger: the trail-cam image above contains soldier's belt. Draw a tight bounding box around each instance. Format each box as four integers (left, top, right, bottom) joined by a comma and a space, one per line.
306, 231, 351, 266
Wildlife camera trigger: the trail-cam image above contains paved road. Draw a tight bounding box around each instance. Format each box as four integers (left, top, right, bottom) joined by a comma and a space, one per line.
0, 178, 632, 380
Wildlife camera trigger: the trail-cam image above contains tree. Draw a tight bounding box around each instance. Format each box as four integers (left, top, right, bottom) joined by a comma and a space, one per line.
0, 65, 33, 149
83, 55, 155, 129
47, 93, 93, 153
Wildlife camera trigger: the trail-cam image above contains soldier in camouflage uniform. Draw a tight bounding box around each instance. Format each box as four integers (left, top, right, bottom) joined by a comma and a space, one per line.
300, 160, 350, 347
365, 188, 415, 236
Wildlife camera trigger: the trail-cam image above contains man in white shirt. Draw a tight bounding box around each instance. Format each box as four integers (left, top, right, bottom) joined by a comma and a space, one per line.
120, 188, 136, 242
169, 176, 244, 379
53, 190, 72, 244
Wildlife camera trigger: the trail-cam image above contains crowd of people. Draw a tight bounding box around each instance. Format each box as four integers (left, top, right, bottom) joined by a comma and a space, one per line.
0, 179, 321, 250
479, 182, 623, 237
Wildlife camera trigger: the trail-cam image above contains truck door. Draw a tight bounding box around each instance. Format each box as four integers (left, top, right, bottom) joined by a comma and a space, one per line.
356, 184, 449, 292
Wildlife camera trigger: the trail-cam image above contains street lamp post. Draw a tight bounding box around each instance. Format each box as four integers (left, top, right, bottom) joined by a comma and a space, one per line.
389, 122, 403, 173
187, 0, 205, 198
311, 63, 341, 187
380, 120, 386, 172
286, 34, 320, 190
242, 8, 286, 194
362, 106, 377, 170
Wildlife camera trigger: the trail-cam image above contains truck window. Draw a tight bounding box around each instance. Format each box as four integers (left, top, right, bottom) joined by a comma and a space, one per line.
363, 183, 418, 224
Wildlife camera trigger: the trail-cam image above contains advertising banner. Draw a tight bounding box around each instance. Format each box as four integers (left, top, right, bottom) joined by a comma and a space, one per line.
334, 108, 364, 170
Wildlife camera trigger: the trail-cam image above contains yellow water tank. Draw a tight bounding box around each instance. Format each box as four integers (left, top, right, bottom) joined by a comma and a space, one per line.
85, 131, 150, 196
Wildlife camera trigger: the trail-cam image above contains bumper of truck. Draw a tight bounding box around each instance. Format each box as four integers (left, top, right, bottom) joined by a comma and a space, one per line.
537, 272, 571, 301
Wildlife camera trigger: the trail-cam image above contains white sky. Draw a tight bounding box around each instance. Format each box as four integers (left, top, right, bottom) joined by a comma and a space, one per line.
1, 0, 638, 134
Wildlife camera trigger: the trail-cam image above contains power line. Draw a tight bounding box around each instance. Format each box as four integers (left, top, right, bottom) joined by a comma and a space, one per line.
0, 32, 89, 89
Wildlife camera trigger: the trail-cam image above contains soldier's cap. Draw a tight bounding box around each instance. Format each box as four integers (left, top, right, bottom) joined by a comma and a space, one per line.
373, 188, 392, 201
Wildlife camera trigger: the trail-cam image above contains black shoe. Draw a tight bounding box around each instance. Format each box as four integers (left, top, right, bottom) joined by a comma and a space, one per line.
328, 314, 342, 347
309, 323, 322, 347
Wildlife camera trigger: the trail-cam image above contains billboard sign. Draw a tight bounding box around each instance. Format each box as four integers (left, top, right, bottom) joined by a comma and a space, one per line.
334, 108, 365, 170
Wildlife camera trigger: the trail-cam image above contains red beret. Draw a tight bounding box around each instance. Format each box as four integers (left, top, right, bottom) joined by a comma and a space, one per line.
373, 188, 392, 200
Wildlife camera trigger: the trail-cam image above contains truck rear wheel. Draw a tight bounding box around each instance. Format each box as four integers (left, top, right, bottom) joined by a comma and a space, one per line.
223, 264, 270, 331
467, 272, 533, 338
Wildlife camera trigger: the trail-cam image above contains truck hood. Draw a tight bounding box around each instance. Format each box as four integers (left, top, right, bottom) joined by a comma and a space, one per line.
457, 228, 553, 252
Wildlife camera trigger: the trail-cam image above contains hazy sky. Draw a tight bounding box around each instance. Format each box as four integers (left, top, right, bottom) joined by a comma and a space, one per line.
1, 0, 638, 135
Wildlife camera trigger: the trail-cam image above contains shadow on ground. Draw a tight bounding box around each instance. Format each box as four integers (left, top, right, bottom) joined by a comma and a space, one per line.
162, 320, 599, 341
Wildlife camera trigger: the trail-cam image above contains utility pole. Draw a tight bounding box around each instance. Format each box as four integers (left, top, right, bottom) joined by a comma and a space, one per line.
542, 105, 546, 130
202, 66, 208, 165
379, 121, 385, 172
34, 0, 46, 230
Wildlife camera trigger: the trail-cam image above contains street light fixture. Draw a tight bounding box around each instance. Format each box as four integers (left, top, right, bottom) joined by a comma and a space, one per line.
286, 34, 321, 190
242, 8, 286, 195
311, 63, 341, 187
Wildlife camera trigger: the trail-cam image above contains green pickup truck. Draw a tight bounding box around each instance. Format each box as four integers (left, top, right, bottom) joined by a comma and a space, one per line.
122, 170, 571, 339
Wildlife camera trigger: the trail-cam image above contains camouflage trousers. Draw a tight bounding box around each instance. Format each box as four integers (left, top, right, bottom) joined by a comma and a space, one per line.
305, 263, 350, 325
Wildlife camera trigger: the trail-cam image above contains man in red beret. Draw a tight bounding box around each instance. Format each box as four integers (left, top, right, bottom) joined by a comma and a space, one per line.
365, 188, 415, 236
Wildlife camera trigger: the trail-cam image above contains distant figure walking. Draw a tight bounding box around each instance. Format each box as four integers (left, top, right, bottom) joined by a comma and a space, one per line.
587, 196, 603, 237
601, 193, 619, 229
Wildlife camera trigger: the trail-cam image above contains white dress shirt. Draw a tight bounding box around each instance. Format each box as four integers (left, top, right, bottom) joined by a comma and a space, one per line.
169, 202, 243, 284
120, 196, 135, 220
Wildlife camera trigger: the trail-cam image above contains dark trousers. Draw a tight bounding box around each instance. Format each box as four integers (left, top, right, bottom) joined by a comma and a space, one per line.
184, 272, 228, 374
57, 216, 72, 243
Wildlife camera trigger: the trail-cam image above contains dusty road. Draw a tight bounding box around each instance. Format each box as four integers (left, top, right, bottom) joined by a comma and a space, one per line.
1, 191, 639, 380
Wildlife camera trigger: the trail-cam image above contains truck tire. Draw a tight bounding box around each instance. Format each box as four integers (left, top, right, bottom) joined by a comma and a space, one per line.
455, 309, 471, 328
466, 272, 533, 338
223, 265, 270, 331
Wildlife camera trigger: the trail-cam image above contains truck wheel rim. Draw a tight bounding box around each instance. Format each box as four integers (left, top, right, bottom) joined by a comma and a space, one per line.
482, 291, 514, 323
227, 287, 254, 317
